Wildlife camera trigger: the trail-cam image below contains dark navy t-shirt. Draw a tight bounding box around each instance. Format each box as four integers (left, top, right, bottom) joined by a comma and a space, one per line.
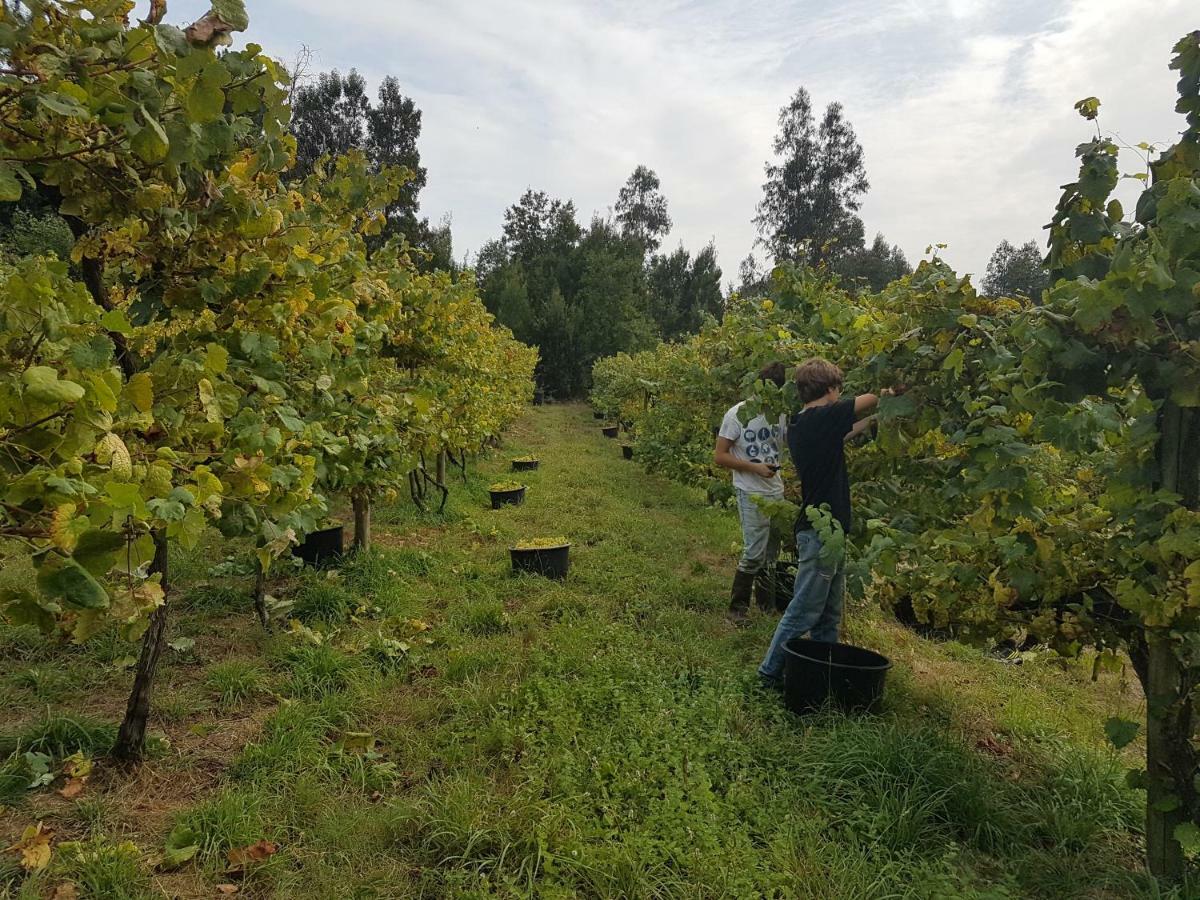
787, 398, 856, 533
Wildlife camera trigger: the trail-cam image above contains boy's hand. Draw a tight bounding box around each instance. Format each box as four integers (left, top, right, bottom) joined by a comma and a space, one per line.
750, 462, 778, 478
882, 384, 909, 398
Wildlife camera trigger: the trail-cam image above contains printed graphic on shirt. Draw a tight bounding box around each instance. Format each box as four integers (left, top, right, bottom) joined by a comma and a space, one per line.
742, 424, 782, 466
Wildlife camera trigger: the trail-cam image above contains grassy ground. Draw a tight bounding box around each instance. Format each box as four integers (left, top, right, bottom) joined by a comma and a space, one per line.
0, 403, 1180, 899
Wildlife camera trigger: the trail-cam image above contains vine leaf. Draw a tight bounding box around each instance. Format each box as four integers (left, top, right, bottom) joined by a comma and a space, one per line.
1175, 822, 1200, 857
23, 367, 85, 404
160, 824, 200, 870
36, 559, 110, 611
7, 822, 53, 871
0, 163, 22, 201
1103, 716, 1140, 749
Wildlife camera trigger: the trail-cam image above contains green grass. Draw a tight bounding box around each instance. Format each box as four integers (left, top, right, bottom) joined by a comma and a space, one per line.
205, 659, 266, 708
0, 403, 1187, 898
292, 578, 356, 625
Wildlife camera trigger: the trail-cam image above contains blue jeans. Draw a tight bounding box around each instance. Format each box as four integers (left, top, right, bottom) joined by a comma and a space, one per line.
758, 529, 845, 683
736, 489, 782, 575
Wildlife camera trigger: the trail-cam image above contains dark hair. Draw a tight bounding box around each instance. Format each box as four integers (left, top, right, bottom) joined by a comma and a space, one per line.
793, 358, 844, 403
758, 361, 788, 388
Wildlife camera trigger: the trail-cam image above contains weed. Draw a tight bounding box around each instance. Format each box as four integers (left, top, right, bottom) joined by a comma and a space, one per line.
231, 697, 352, 783
173, 789, 268, 862
277, 643, 361, 699
6, 665, 72, 701
73, 795, 118, 835
205, 659, 265, 708
292, 579, 355, 625
453, 597, 509, 636
50, 835, 154, 899
0, 622, 48, 663
153, 687, 210, 722
181, 582, 245, 612
0, 714, 116, 759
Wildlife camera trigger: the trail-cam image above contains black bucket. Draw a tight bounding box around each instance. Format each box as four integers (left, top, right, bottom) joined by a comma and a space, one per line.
782, 639, 892, 714
601, 425, 619, 438
621, 444, 633, 460
511, 459, 539, 473
490, 486, 526, 509
593, 411, 605, 420
510, 544, 570, 580
294, 524, 344, 568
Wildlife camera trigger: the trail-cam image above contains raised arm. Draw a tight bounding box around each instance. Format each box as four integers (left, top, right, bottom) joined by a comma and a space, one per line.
853, 386, 905, 417
854, 393, 880, 415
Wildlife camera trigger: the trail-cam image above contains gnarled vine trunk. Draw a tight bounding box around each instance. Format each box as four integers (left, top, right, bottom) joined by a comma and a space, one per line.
1143, 400, 1200, 882
252, 557, 269, 630
352, 489, 371, 553
112, 529, 169, 762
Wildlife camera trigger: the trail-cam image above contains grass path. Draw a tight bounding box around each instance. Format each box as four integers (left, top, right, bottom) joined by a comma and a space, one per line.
0, 403, 1165, 898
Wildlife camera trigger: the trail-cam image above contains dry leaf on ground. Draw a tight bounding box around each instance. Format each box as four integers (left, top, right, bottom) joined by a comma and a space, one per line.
226, 839, 278, 870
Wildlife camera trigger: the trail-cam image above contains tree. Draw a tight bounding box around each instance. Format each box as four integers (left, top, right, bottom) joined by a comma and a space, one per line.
290, 70, 370, 179
573, 217, 656, 366
982, 239, 1049, 300
734, 252, 769, 299
834, 233, 911, 293
366, 76, 428, 244
755, 88, 869, 267
290, 69, 430, 253
647, 243, 724, 339
615, 165, 672, 253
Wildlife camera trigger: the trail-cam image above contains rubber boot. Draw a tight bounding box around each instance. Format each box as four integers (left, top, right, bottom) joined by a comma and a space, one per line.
728, 570, 755, 625
754, 570, 776, 613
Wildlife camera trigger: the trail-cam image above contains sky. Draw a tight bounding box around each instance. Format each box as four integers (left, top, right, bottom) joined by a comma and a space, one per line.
163, 0, 1193, 284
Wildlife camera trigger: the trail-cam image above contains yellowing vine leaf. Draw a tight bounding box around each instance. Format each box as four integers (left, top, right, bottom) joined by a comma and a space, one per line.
7, 822, 53, 871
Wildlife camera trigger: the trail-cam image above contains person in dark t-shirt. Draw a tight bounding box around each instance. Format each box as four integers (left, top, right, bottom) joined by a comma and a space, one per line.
758, 358, 893, 685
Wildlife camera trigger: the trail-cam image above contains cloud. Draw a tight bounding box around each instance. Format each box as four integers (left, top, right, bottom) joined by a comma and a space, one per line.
157, 0, 1189, 282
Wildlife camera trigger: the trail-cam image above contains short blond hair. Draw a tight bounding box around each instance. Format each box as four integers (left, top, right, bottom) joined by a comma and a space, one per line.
794, 358, 844, 403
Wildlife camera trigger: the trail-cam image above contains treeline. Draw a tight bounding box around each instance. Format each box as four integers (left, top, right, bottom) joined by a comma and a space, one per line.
473, 169, 723, 397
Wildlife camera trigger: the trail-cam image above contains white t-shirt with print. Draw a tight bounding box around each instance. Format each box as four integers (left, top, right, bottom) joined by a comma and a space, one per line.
719, 401, 786, 495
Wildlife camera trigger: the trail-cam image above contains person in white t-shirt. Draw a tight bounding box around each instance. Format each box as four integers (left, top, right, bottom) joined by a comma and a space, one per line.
714, 362, 789, 623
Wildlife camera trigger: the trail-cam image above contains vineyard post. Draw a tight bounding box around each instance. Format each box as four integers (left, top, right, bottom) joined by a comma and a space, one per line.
112, 530, 170, 762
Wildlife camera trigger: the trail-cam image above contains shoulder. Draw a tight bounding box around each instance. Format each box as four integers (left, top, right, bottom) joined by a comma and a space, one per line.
720, 402, 744, 426
718, 403, 746, 439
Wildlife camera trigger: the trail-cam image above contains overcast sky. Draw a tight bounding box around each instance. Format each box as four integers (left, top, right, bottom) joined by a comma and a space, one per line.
165, 0, 1192, 284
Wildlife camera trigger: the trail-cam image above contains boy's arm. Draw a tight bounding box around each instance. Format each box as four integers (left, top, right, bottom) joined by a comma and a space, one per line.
714, 436, 776, 478
854, 393, 880, 416
846, 415, 877, 443
853, 386, 905, 417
